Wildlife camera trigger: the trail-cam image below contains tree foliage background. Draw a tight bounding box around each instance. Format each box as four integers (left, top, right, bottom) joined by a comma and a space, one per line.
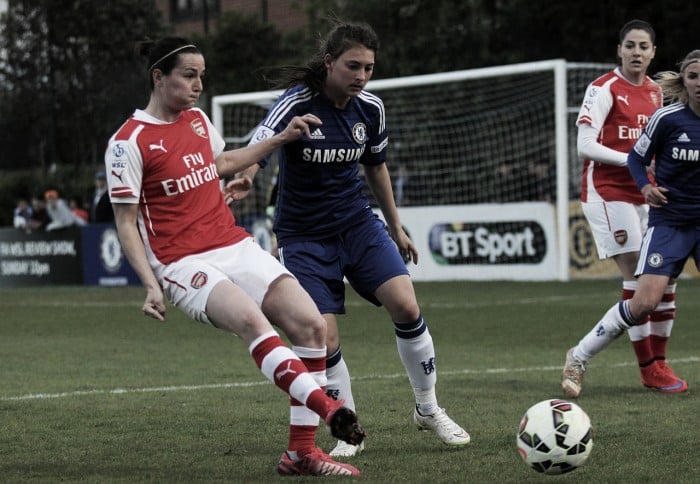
306, 0, 697, 77
0, 0, 697, 224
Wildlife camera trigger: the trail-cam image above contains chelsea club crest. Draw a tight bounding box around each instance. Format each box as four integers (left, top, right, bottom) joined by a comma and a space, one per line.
100, 228, 123, 273
352, 123, 367, 144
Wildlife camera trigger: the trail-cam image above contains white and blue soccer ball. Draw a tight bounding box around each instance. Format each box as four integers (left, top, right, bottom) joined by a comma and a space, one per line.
517, 399, 593, 475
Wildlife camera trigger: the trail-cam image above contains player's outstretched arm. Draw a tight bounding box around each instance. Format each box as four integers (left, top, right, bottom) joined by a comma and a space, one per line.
215, 114, 321, 178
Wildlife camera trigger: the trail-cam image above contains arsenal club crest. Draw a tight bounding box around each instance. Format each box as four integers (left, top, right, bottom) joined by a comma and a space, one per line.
191, 271, 208, 289
614, 229, 628, 245
191, 118, 208, 139
650, 91, 660, 107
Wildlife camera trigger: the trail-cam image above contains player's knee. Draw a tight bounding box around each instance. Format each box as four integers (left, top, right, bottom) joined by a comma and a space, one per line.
383, 294, 420, 322
629, 297, 658, 322
326, 331, 340, 351
306, 315, 327, 346
285, 319, 326, 348
390, 306, 420, 325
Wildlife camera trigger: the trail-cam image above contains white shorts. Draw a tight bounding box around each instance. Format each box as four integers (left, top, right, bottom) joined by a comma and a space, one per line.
159, 237, 293, 324
581, 201, 648, 259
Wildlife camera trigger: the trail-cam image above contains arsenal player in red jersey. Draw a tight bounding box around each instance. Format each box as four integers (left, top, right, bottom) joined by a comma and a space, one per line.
563, 49, 700, 397
104, 37, 364, 477
563, 20, 686, 396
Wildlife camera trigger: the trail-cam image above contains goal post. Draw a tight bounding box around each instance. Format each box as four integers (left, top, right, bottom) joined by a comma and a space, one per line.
212, 60, 613, 281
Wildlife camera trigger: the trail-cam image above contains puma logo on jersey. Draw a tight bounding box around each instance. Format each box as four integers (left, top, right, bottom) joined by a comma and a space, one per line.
149, 139, 167, 152
617, 95, 629, 106
275, 361, 297, 380
111, 170, 124, 182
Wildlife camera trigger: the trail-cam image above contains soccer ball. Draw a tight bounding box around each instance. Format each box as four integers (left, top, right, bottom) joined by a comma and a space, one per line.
516, 399, 593, 475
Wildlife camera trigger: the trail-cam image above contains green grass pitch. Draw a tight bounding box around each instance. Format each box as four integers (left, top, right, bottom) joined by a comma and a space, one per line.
1, 280, 698, 482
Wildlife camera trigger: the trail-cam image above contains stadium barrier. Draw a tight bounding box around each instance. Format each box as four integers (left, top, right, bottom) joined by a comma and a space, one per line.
0, 224, 139, 287
1, 211, 697, 286
375, 203, 557, 281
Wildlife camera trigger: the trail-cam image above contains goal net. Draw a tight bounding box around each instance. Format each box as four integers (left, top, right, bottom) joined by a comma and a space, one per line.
212, 60, 613, 280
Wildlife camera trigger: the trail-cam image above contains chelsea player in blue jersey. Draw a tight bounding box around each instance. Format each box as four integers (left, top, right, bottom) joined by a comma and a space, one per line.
562, 49, 700, 396
231, 20, 470, 456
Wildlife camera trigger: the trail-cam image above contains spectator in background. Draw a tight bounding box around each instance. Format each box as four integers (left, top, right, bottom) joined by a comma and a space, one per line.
90, 171, 114, 223
44, 190, 86, 231
69, 195, 89, 223
395, 163, 409, 206
527, 159, 554, 202
27, 196, 50, 231
13, 198, 34, 230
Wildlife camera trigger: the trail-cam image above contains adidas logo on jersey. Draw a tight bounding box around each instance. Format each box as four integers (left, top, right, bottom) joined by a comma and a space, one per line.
310, 128, 325, 140
677, 132, 690, 143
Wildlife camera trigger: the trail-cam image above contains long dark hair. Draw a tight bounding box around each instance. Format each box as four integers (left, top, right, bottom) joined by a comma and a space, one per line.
269, 20, 379, 93
137, 37, 200, 90
618, 19, 655, 45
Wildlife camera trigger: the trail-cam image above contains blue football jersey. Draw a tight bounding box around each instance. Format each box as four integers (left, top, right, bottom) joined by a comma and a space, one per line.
251, 85, 389, 243
628, 103, 700, 226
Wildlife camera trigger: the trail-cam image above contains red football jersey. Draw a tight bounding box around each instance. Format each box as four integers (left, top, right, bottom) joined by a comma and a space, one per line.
105, 108, 248, 265
577, 68, 662, 203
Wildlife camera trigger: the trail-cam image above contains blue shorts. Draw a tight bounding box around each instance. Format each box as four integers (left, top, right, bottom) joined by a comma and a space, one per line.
636, 225, 700, 278
278, 211, 409, 314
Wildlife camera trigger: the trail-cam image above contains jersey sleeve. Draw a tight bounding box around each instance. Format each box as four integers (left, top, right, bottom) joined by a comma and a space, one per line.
628, 127, 657, 190
196, 108, 226, 157
248, 123, 280, 168
104, 135, 144, 204
248, 92, 297, 168
359, 91, 388, 166
576, 82, 613, 131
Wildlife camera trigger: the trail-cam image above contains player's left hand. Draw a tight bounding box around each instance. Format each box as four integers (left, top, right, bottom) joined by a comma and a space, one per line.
223, 175, 253, 204
392, 228, 419, 265
641, 183, 669, 207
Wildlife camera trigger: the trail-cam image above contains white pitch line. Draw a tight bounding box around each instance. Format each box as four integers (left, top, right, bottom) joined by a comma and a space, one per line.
2, 356, 698, 402
352, 356, 700, 381
0, 381, 270, 402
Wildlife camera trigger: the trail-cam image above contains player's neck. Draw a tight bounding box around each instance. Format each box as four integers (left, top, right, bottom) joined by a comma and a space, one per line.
323, 86, 351, 109
618, 67, 645, 86
144, 98, 182, 123
688, 98, 700, 117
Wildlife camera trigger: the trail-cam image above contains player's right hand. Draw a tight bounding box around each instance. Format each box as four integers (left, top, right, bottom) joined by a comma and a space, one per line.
282, 113, 322, 141
143, 287, 166, 321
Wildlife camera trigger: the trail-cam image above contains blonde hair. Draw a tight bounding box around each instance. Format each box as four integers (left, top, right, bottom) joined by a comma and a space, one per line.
655, 49, 700, 104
